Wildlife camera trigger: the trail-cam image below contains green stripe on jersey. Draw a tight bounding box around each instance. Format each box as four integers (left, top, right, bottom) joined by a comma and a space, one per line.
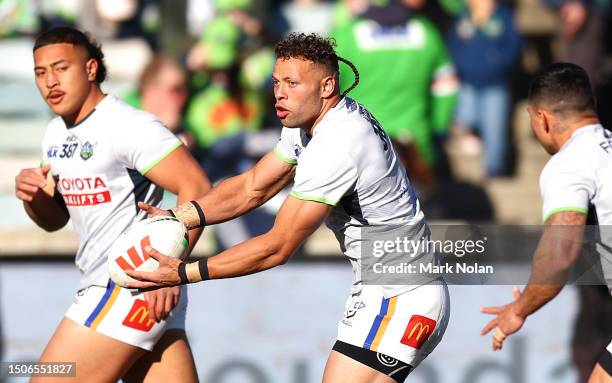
543, 206, 588, 223
273, 148, 297, 165
141, 141, 182, 175
290, 191, 337, 206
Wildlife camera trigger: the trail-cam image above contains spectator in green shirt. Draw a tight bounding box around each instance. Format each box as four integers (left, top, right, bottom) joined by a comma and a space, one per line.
332, 0, 459, 194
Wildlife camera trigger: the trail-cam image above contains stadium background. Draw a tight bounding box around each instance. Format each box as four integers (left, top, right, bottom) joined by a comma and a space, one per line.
0, 0, 610, 381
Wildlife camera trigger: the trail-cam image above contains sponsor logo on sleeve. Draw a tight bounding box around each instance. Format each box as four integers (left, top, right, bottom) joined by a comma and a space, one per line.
400, 315, 436, 349
293, 144, 302, 158
57, 174, 111, 206
122, 299, 155, 332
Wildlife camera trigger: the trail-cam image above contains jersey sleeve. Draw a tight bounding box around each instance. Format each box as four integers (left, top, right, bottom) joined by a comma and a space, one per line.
273, 127, 298, 165
114, 113, 182, 175
290, 145, 357, 206
540, 158, 594, 222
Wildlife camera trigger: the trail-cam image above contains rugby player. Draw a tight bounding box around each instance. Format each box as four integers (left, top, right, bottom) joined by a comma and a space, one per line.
127, 33, 450, 383
14, 27, 210, 382
480, 63, 612, 382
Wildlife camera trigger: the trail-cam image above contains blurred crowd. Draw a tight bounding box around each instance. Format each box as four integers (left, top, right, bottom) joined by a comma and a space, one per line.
1, 0, 612, 224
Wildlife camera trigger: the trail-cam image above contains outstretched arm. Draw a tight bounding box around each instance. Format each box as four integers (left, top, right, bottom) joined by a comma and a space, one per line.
125, 195, 331, 288
140, 151, 296, 227
202, 196, 330, 278
197, 151, 296, 225
480, 211, 586, 350
513, 211, 586, 316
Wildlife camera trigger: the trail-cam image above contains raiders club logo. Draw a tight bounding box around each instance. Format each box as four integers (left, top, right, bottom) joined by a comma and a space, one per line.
80, 141, 97, 160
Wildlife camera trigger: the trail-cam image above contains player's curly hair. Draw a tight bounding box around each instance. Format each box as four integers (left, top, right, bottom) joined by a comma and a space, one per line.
275, 33, 359, 96
34, 27, 107, 84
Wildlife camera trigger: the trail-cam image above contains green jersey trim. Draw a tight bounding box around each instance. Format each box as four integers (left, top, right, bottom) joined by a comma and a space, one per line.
290, 191, 337, 206
141, 141, 182, 175
273, 148, 298, 165
543, 206, 588, 222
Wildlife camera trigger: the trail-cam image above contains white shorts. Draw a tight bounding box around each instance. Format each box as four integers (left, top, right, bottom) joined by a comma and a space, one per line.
337, 281, 450, 367
65, 280, 187, 351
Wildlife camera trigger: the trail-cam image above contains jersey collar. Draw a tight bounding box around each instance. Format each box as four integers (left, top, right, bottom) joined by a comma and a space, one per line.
65, 94, 112, 129
560, 123, 603, 151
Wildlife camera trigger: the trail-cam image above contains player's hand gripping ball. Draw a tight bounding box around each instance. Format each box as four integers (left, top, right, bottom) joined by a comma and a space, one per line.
108, 216, 188, 287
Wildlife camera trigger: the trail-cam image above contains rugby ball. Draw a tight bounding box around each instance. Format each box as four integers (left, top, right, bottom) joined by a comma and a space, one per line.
108, 216, 189, 288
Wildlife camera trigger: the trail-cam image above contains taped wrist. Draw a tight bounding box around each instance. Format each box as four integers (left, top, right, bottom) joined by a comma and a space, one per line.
178, 263, 189, 284
198, 258, 210, 281
185, 258, 210, 283
170, 200, 206, 229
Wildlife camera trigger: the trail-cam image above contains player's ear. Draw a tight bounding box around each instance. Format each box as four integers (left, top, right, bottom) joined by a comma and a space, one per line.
85, 58, 98, 82
540, 109, 553, 134
320, 75, 336, 98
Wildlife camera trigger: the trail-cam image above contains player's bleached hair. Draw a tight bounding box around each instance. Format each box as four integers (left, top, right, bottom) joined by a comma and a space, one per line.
33, 27, 107, 84
275, 33, 359, 96
528, 62, 595, 115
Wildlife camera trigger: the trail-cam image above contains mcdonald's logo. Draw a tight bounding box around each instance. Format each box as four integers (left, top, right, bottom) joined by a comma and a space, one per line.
122, 299, 155, 332
400, 315, 436, 349
115, 236, 151, 271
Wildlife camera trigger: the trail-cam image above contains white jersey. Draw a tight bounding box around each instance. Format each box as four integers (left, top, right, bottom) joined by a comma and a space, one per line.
539, 123, 612, 293
41, 95, 182, 288
274, 97, 428, 296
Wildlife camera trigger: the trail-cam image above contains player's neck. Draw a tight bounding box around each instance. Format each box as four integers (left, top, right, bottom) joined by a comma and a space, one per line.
555, 114, 600, 149
304, 94, 342, 136
62, 86, 106, 127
